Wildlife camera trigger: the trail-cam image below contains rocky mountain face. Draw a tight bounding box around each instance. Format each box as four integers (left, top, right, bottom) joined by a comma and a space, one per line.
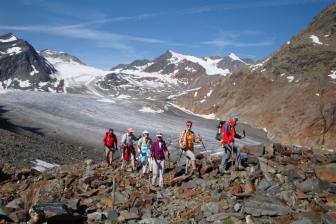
173, 3, 336, 148
40, 49, 85, 65
0, 33, 62, 92
98, 50, 252, 98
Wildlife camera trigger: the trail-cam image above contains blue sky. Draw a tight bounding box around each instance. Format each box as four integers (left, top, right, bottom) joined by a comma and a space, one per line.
0, 0, 333, 69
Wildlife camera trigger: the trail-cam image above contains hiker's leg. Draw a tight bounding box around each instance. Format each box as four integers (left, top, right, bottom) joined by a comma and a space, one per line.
159, 160, 164, 187
105, 147, 109, 164
109, 150, 113, 165
186, 150, 196, 170
152, 160, 158, 185
221, 145, 231, 169
142, 156, 148, 174
234, 144, 241, 166
131, 153, 136, 171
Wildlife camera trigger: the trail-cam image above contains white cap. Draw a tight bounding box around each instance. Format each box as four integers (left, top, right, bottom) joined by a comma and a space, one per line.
156, 133, 163, 137
143, 130, 149, 134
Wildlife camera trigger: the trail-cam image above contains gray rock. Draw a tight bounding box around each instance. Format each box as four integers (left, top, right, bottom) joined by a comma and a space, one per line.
8, 210, 27, 223
234, 203, 241, 212
29, 203, 73, 223
114, 191, 128, 204
87, 211, 105, 222
206, 212, 244, 222
138, 218, 168, 224
321, 213, 336, 224
130, 207, 139, 216
142, 208, 152, 219
296, 178, 329, 193
0, 206, 11, 222
257, 179, 272, 192
5, 198, 24, 210
292, 218, 313, 224
244, 194, 290, 217
64, 198, 80, 211
201, 202, 219, 215
105, 210, 119, 221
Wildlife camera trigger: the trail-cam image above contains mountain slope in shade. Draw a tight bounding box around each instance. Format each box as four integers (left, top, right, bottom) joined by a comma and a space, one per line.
173, 3, 336, 148
0, 33, 61, 92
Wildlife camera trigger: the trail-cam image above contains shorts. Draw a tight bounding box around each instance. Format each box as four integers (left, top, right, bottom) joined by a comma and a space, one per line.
183, 149, 196, 161
105, 147, 115, 157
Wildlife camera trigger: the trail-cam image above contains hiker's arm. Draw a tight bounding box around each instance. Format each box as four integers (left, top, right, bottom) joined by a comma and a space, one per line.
121, 134, 126, 147
234, 128, 243, 139
114, 135, 118, 149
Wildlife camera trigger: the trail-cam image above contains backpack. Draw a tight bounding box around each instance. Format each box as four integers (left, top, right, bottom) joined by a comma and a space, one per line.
215, 120, 226, 141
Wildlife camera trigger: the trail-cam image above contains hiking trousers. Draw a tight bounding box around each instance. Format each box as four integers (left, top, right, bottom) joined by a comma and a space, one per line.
152, 159, 164, 187
221, 143, 241, 168
121, 153, 136, 171
142, 157, 153, 174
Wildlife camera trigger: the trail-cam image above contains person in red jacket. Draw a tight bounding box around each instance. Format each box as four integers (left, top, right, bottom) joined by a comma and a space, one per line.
220, 114, 244, 174
102, 129, 118, 167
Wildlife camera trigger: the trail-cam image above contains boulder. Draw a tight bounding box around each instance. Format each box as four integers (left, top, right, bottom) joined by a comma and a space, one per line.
118, 210, 140, 222
8, 210, 27, 223
241, 145, 265, 157
296, 178, 329, 193
23, 179, 64, 210
5, 198, 24, 211
244, 194, 290, 217
87, 211, 106, 223
28, 203, 75, 224
0, 206, 11, 222
315, 163, 336, 183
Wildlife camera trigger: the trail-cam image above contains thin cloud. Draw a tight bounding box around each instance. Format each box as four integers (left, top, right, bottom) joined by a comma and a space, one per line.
0, 24, 181, 52
202, 30, 275, 48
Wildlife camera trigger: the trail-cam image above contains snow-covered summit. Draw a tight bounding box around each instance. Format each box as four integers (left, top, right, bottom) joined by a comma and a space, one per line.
0, 33, 18, 43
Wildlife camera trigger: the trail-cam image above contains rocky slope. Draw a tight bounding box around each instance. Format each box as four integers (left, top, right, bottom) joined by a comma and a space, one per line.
174, 3, 336, 149
0, 33, 62, 92
0, 142, 335, 223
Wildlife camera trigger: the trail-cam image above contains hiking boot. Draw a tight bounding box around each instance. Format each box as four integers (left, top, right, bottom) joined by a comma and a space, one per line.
235, 164, 245, 171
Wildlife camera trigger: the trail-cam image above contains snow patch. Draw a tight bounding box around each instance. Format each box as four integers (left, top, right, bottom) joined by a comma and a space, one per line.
310, 35, 323, 45
263, 128, 268, 133
30, 65, 39, 76
287, 41, 290, 45
316, 93, 320, 97
139, 106, 164, 113
207, 90, 213, 97
261, 69, 266, 72
169, 103, 216, 120
328, 70, 336, 80
16, 79, 31, 88
97, 98, 115, 103
31, 159, 59, 172
194, 92, 198, 97
185, 67, 196, 73
287, 76, 294, 83
200, 99, 206, 103
6, 47, 22, 55
117, 94, 131, 99
280, 73, 286, 77
0, 35, 17, 43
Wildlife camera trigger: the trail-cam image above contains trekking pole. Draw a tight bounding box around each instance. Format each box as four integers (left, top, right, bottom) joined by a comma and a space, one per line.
112, 177, 116, 210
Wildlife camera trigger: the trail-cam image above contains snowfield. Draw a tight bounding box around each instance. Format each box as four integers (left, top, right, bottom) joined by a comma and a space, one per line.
169, 50, 230, 76
329, 70, 336, 80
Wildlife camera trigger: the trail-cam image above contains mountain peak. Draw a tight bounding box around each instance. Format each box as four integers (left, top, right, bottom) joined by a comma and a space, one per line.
0, 33, 18, 43
40, 49, 85, 65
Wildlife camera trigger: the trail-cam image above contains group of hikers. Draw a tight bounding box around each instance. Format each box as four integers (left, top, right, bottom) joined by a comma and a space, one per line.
102, 113, 245, 188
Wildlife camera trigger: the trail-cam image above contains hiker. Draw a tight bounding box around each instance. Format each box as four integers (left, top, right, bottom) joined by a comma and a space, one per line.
137, 130, 153, 176
120, 128, 139, 171
220, 113, 244, 174
102, 129, 118, 167
151, 133, 169, 188
179, 120, 201, 175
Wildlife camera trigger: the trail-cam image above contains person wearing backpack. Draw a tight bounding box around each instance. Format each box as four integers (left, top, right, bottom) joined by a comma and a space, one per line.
179, 120, 201, 176
102, 129, 118, 167
137, 130, 153, 176
151, 133, 169, 188
120, 128, 139, 172
220, 114, 244, 174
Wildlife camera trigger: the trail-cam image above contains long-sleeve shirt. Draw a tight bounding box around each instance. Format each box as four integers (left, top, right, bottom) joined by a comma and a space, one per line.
151, 140, 168, 160
121, 133, 139, 147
